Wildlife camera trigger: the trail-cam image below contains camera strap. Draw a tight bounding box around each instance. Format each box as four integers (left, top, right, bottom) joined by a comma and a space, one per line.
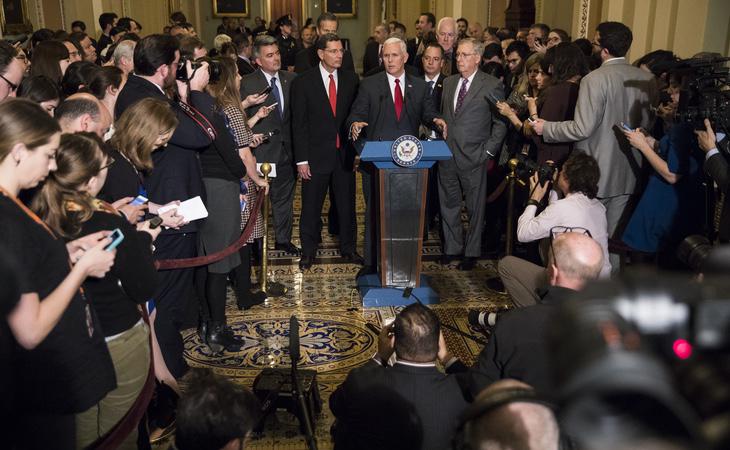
177, 100, 217, 141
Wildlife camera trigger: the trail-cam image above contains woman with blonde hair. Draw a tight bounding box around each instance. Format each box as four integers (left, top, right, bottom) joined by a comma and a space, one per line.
0, 98, 116, 449
99, 97, 183, 227
33, 132, 161, 448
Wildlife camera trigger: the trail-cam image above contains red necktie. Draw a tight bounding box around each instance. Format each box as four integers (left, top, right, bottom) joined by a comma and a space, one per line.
394, 78, 403, 121
328, 74, 339, 149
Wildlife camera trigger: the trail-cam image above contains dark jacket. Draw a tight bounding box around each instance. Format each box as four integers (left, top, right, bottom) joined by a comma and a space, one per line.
330, 360, 468, 450
291, 66, 359, 173
236, 56, 256, 76
362, 40, 381, 76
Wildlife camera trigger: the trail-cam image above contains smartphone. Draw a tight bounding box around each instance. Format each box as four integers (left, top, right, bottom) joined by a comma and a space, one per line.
148, 216, 164, 229
620, 122, 633, 132
527, 117, 537, 124
268, 102, 279, 109
258, 86, 273, 96
130, 195, 148, 206
105, 228, 124, 251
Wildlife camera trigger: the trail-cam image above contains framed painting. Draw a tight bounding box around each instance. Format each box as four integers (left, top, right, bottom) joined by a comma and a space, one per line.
213, 0, 249, 18
1, 0, 32, 35
324, 0, 356, 18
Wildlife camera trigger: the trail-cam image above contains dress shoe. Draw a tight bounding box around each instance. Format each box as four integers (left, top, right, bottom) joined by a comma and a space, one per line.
275, 241, 301, 256
205, 322, 242, 353
341, 252, 364, 265
355, 265, 376, 279
459, 257, 477, 271
299, 255, 314, 270
236, 290, 267, 310
440, 254, 460, 265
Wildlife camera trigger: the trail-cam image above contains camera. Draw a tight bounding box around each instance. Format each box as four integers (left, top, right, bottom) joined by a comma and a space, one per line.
667, 56, 730, 132
176, 56, 222, 83
515, 153, 557, 186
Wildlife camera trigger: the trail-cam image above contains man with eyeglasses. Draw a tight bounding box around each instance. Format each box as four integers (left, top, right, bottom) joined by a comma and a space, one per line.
498, 151, 611, 310
0, 41, 24, 102
436, 17, 458, 76
439, 38, 507, 271
440, 232, 605, 395
533, 22, 657, 273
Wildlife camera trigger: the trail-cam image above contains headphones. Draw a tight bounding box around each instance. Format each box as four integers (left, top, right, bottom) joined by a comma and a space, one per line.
452, 385, 557, 450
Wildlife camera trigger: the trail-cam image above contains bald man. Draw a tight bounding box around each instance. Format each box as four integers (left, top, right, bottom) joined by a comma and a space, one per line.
55, 93, 112, 138
441, 232, 604, 395
463, 380, 560, 450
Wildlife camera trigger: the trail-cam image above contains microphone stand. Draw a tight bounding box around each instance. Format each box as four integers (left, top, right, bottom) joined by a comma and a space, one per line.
290, 316, 317, 450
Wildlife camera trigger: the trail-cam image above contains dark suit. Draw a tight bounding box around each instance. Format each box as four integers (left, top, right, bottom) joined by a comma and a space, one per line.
439, 71, 507, 258
362, 40, 382, 76
422, 74, 446, 229
448, 286, 576, 397
330, 360, 468, 450
294, 44, 355, 73
292, 66, 359, 257
236, 56, 256, 76
241, 69, 297, 245
115, 75, 214, 378
346, 71, 440, 267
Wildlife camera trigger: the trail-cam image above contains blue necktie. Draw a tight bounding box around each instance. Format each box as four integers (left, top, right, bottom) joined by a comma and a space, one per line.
270, 76, 283, 119
428, 80, 435, 95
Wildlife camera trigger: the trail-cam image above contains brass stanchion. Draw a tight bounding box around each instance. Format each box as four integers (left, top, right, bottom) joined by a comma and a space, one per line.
260, 163, 287, 297
486, 158, 523, 293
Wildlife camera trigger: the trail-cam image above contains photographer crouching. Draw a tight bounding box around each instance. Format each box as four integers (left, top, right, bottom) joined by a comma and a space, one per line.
495, 151, 611, 310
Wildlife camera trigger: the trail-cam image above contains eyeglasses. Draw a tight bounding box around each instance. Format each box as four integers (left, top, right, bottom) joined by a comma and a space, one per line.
455, 52, 477, 59
549, 226, 592, 268
100, 157, 116, 171
0, 73, 18, 92
324, 48, 344, 55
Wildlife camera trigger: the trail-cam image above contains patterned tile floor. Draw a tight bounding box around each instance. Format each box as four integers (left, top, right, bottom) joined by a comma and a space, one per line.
169, 176, 510, 449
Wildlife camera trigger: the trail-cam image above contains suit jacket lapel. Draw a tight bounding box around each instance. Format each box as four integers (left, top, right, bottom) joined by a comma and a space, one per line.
456, 72, 484, 116
445, 76, 457, 117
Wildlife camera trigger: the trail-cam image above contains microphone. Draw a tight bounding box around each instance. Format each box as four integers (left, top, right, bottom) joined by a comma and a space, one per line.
289, 315, 300, 363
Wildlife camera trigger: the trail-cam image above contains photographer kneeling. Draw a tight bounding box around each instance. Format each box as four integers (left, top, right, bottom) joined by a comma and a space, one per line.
499, 151, 611, 308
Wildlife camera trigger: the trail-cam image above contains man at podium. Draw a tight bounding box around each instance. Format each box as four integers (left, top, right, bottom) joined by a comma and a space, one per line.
347, 36, 447, 278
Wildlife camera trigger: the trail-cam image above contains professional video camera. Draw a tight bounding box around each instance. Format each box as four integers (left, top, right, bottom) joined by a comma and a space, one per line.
670, 56, 730, 134
514, 153, 557, 186
549, 268, 730, 450
176, 56, 222, 83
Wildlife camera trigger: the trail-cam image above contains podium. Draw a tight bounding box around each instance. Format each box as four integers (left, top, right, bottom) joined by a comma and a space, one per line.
357, 138, 452, 307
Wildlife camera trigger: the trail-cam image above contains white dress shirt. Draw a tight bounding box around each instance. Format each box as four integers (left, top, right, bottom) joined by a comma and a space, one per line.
452, 69, 478, 112
386, 71, 406, 103
261, 70, 284, 113
517, 192, 612, 278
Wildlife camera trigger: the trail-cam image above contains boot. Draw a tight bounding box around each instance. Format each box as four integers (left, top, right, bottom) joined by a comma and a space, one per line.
197, 318, 209, 343
206, 322, 242, 352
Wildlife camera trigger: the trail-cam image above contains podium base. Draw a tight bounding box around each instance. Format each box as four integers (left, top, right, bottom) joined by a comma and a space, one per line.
357, 274, 440, 307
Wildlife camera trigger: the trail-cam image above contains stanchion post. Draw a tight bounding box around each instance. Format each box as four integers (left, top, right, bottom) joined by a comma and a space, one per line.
259, 163, 288, 297
505, 158, 519, 256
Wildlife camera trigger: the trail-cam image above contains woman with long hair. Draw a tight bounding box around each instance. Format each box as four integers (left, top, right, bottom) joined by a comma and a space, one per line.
33, 132, 161, 448
30, 39, 71, 86
84, 65, 126, 121
206, 57, 271, 312
17, 74, 62, 115
0, 98, 116, 449
497, 52, 551, 133
99, 97, 182, 227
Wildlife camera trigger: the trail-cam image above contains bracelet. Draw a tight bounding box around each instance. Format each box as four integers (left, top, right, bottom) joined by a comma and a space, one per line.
526, 199, 540, 207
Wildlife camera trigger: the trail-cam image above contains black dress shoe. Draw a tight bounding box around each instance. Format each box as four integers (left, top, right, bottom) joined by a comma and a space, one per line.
299, 255, 314, 270
275, 241, 301, 256
236, 290, 267, 310
341, 252, 364, 265
356, 265, 376, 279
206, 322, 242, 353
440, 254, 459, 265
459, 257, 477, 271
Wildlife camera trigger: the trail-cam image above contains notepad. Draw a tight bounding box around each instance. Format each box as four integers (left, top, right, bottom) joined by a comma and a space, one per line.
157, 196, 208, 222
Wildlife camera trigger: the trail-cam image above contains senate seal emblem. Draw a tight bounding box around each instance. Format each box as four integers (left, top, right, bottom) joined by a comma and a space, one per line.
391, 135, 423, 167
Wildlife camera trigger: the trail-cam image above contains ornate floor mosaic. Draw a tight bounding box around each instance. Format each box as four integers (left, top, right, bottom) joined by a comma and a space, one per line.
166, 176, 510, 449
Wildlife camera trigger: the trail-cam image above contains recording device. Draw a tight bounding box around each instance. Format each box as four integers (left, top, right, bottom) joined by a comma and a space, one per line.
515, 153, 557, 186
148, 216, 164, 229
105, 228, 124, 251
259, 85, 273, 96
261, 129, 280, 141
665, 56, 730, 133
176, 56, 222, 83
130, 195, 148, 206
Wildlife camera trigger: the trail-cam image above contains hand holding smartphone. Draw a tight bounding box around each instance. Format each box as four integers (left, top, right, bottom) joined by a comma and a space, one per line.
105, 228, 125, 251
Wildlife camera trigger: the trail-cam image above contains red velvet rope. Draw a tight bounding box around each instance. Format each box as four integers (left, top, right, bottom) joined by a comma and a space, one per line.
154, 192, 265, 270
